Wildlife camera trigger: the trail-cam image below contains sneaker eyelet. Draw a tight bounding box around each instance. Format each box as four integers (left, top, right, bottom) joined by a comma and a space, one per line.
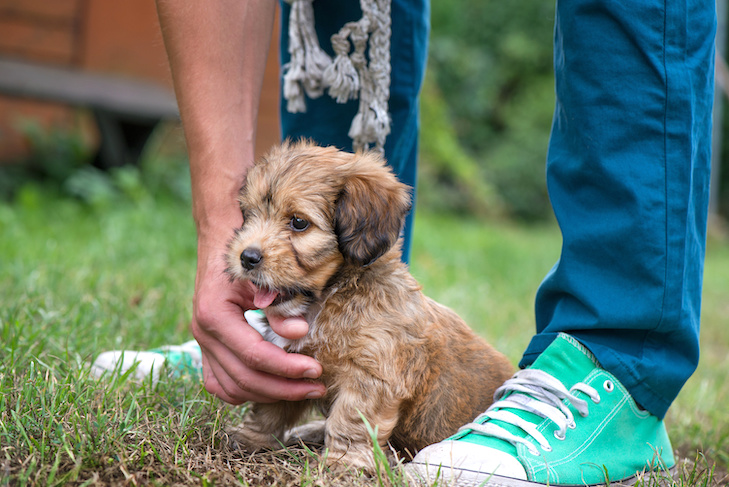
603, 380, 614, 393
567, 421, 576, 430
541, 443, 553, 452
553, 430, 566, 441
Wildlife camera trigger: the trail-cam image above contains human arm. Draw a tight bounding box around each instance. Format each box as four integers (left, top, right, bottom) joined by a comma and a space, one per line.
155, 0, 325, 404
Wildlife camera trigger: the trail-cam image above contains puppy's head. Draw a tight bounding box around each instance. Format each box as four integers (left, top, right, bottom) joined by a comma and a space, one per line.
226, 140, 411, 317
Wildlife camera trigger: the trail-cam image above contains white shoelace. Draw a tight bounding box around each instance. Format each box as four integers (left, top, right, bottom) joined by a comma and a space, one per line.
459, 369, 601, 456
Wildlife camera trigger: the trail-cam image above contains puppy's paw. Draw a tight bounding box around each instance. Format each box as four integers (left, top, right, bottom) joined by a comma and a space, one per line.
227, 424, 283, 451
284, 419, 326, 447
325, 447, 387, 476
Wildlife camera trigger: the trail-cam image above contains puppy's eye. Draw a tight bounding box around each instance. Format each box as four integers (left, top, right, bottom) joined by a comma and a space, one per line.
290, 215, 310, 232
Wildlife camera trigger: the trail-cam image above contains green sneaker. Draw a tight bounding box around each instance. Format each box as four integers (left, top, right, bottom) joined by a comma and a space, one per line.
407, 333, 675, 486
90, 339, 203, 384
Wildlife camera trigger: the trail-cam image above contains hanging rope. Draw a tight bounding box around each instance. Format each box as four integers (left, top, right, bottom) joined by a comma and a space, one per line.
282, 0, 392, 152
281, 0, 333, 113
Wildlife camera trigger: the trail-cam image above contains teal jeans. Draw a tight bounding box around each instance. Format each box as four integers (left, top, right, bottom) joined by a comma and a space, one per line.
523, 0, 716, 419
279, 0, 430, 263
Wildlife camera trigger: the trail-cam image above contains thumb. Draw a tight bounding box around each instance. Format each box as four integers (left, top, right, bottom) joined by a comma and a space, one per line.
263, 312, 310, 341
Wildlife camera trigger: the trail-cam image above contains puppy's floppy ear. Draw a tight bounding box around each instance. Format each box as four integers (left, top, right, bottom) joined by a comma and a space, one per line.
334, 151, 412, 266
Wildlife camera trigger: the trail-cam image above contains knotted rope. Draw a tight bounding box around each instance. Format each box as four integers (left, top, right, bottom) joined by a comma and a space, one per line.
282, 0, 392, 152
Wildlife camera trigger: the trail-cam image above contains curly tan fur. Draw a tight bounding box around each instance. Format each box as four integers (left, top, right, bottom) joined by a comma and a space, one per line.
225, 140, 514, 473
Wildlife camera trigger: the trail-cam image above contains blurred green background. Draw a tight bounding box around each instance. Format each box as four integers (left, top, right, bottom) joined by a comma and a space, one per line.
4, 1, 729, 224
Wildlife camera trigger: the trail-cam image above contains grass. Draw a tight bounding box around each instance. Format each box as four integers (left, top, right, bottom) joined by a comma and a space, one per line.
1, 189, 728, 485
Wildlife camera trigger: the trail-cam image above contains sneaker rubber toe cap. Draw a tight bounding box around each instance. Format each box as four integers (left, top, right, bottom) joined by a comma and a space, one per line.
91, 351, 167, 381
409, 440, 528, 484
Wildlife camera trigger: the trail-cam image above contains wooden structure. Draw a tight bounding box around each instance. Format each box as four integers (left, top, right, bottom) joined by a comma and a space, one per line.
0, 0, 281, 164
0, 58, 179, 168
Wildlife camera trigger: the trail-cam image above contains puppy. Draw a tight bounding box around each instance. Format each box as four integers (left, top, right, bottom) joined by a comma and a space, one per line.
225, 140, 513, 472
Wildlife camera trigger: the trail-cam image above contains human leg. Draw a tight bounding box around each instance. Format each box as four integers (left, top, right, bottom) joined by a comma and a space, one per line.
523, 0, 715, 420
409, 1, 715, 484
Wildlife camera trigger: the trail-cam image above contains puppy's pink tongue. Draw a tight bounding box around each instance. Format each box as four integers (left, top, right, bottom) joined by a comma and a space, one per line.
253, 287, 279, 309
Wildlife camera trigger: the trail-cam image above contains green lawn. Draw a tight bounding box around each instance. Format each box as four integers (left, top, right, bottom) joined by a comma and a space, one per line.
1, 192, 727, 485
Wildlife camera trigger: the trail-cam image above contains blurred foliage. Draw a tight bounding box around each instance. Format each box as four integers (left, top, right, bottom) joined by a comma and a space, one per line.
719, 95, 729, 218
0, 121, 191, 210
0, 121, 91, 202
3, 3, 559, 220
420, 0, 556, 220
418, 77, 505, 218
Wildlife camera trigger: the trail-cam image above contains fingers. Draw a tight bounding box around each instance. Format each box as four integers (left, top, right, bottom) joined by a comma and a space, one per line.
199, 346, 324, 404
265, 312, 310, 340
200, 353, 265, 404
193, 310, 325, 404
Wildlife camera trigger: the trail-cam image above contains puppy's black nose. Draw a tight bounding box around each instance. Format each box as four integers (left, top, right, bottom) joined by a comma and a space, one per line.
240, 248, 263, 270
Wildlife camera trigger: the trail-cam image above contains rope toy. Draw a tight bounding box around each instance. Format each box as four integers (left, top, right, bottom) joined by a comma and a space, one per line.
282, 0, 392, 152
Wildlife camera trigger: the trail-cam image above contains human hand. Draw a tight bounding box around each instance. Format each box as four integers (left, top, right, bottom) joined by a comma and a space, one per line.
191, 244, 325, 405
